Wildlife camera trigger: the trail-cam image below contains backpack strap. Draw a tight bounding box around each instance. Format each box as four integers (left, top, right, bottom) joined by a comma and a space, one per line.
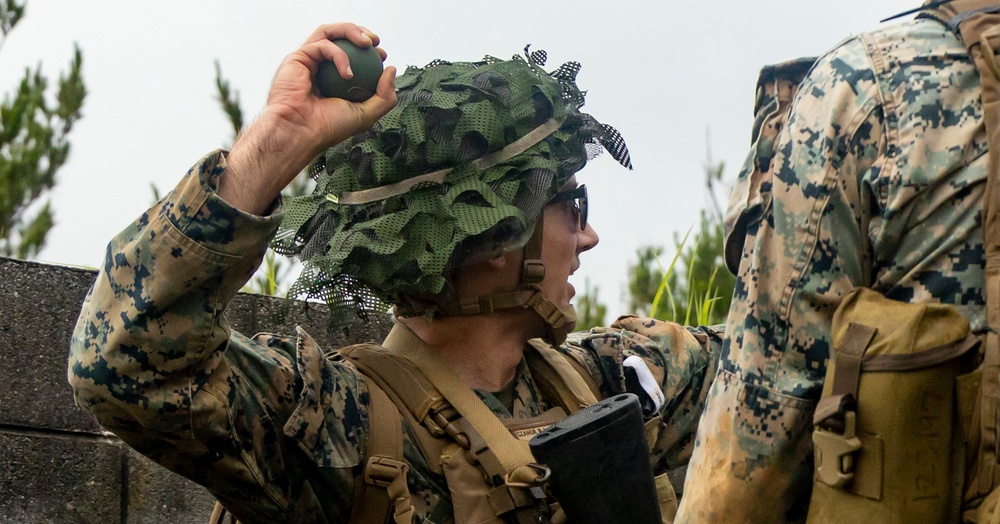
337, 344, 462, 460
922, 0, 1000, 502
347, 375, 414, 524
524, 339, 600, 413
961, 8, 1000, 502
207, 501, 237, 524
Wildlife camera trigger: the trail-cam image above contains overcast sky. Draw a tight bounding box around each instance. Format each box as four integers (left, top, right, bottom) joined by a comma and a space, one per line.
2, 0, 915, 314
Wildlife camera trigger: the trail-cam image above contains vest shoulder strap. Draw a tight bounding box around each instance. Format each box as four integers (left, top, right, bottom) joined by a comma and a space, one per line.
336, 343, 461, 455
524, 339, 600, 413
328, 344, 414, 524
347, 372, 413, 524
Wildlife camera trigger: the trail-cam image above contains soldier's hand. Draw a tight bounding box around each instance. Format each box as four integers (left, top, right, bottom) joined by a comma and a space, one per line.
220, 22, 397, 215
269, 23, 397, 153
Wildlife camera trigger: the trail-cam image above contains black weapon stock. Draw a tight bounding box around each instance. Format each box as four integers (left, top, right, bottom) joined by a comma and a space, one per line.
529, 393, 662, 524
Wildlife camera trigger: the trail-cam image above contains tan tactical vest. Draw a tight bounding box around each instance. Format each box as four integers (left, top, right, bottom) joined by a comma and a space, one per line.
210, 324, 678, 524
343, 324, 677, 524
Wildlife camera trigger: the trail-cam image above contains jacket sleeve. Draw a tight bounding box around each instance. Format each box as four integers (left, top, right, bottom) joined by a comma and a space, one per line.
68, 151, 368, 523
677, 37, 885, 523
562, 316, 724, 470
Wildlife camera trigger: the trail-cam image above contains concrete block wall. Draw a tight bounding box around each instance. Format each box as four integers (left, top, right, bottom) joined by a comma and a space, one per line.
0, 256, 390, 523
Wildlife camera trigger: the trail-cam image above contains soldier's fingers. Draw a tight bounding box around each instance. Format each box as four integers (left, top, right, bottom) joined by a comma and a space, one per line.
302, 23, 350, 45
301, 22, 370, 47
359, 27, 380, 48
295, 39, 353, 79
356, 66, 397, 124
376, 66, 397, 102
345, 27, 375, 49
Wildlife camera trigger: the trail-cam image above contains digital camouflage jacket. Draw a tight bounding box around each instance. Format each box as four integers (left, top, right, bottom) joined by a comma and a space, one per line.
68, 151, 722, 524
677, 13, 989, 523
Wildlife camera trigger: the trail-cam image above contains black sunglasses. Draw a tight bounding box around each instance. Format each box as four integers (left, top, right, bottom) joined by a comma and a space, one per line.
549, 184, 588, 230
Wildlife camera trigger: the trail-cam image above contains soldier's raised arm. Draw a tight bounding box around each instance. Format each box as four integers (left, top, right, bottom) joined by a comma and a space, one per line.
67, 23, 395, 522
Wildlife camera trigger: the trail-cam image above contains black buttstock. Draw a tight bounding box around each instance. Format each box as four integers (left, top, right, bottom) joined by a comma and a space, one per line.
528, 393, 661, 524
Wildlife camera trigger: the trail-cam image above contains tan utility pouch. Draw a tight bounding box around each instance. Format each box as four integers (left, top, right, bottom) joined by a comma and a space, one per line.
806, 288, 980, 523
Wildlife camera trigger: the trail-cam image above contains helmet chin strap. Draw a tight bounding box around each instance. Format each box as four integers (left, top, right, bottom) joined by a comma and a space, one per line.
437, 214, 578, 345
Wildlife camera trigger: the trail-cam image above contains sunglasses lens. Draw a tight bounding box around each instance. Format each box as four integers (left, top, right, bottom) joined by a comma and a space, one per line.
550, 185, 588, 230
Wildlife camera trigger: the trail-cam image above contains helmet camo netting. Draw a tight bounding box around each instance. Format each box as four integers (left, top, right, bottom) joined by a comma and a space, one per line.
272, 47, 632, 323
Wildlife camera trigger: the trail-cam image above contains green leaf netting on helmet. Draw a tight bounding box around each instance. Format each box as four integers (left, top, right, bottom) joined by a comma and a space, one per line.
272, 48, 632, 322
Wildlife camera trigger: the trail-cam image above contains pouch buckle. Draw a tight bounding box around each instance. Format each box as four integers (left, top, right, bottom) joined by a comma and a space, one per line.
813, 410, 862, 488
365, 456, 408, 488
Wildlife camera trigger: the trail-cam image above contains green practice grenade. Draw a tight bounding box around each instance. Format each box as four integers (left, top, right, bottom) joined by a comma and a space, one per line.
314, 39, 383, 102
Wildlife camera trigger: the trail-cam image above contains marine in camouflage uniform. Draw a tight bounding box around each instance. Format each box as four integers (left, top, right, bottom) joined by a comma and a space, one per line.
676, 3, 990, 522
68, 24, 721, 523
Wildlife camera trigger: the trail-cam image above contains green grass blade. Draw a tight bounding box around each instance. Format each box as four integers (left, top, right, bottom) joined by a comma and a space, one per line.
651, 225, 692, 319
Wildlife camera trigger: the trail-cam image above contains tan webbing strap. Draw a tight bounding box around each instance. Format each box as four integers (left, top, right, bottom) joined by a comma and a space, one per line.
972, 19, 1000, 496
382, 323, 549, 523
331, 117, 565, 205
331, 347, 416, 524
524, 339, 600, 413
339, 345, 448, 428
434, 284, 573, 325
207, 502, 237, 524
813, 323, 876, 428
438, 288, 540, 316
934, 4, 1000, 498
348, 379, 414, 524
340, 344, 470, 453
383, 324, 540, 480
521, 213, 546, 285
830, 323, 877, 401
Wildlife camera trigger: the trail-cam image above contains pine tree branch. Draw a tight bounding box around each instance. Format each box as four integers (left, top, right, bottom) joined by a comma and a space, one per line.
214, 60, 243, 146
0, 1, 85, 259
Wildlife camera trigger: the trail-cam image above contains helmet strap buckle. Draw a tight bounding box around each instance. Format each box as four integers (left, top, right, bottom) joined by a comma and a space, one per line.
521, 214, 546, 285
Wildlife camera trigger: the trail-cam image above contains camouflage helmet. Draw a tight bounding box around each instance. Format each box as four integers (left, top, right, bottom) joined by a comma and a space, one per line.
272, 48, 631, 321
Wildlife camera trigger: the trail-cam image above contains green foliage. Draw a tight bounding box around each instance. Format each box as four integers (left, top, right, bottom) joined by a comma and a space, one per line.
0, 0, 86, 259
574, 278, 607, 330
627, 245, 665, 316
0, 0, 24, 37
650, 211, 734, 326
214, 60, 243, 140
629, 146, 736, 325
648, 227, 689, 321
621, 153, 735, 327
210, 61, 313, 296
